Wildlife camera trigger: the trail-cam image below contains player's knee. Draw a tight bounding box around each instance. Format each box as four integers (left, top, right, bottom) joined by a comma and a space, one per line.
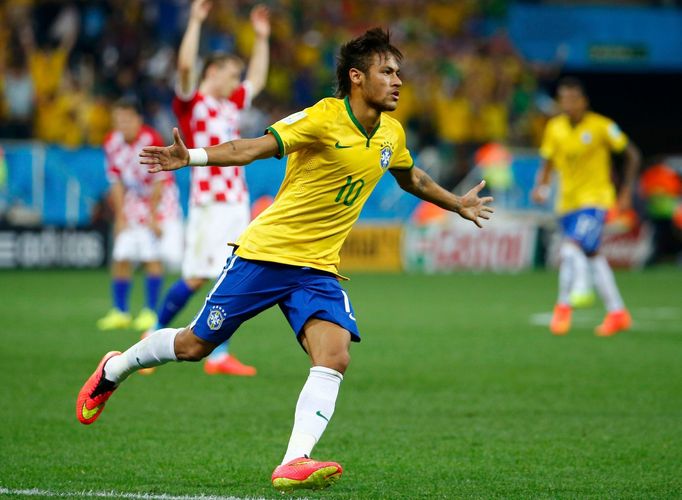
173, 328, 213, 361
316, 350, 351, 374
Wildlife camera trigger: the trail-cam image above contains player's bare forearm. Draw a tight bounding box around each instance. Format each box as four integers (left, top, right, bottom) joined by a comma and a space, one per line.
246, 5, 271, 95
246, 36, 270, 96
392, 166, 461, 211
140, 128, 279, 173
205, 136, 279, 166
531, 160, 553, 204
619, 143, 641, 202
177, 2, 207, 94
110, 182, 125, 215
391, 167, 494, 227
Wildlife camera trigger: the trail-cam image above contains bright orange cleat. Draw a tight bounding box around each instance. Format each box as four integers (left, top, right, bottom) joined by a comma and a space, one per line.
76, 351, 121, 425
595, 309, 632, 337
271, 457, 342, 492
550, 304, 572, 335
203, 354, 256, 376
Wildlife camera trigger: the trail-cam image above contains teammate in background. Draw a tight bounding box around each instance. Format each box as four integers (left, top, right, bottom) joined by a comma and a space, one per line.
532, 77, 641, 336
97, 98, 181, 331
149, 0, 271, 376
77, 28, 493, 491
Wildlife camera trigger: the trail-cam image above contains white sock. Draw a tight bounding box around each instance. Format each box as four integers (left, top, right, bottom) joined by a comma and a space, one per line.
558, 241, 581, 305
281, 366, 343, 465
104, 328, 180, 384
571, 248, 591, 296
589, 255, 625, 312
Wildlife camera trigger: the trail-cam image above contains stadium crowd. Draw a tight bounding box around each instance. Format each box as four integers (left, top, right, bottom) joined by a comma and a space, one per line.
0, 0, 561, 187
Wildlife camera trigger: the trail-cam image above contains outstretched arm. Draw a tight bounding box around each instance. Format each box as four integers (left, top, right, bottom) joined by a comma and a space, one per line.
245, 4, 271, 96
177, 0, 212, 96
390, 166, 494, 228
140, 128, 279, 172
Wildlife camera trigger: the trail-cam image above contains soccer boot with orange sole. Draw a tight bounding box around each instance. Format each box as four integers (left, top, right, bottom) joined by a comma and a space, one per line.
203, 354, 256, 376
550, 304, 572, 335
76, 351, 120, 424
595, 309, 632, 337
271, 457, 342, 492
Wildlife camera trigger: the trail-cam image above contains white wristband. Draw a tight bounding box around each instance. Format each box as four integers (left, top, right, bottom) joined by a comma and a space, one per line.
187, 148, 208, 166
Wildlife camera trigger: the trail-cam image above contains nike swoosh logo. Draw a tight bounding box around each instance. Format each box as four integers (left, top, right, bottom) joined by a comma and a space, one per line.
82, 402, 102, 420
316, 410, 330, 422
334, 141, 352, 149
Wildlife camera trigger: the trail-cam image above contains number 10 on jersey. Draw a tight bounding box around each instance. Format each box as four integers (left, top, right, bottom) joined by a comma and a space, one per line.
335, 176, 365, 207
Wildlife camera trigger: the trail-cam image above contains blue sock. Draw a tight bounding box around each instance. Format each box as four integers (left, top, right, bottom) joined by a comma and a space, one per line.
113, 279, 131, 312
157, 279, 195, 328
145, 274, 163, 311
208, 341, 230, 361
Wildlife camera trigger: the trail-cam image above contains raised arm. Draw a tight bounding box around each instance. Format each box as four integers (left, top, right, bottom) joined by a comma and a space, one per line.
177, 0, 212, 96
140, 128, 279, 172
390, 166, 494, 228
245, 4, 271, 96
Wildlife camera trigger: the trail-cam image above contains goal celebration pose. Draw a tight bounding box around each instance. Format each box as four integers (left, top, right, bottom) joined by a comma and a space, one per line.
77, 28, 494, 492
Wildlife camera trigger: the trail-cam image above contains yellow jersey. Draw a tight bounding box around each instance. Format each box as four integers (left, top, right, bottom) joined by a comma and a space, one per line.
235, 96, 414, 276
540, 111, 628, 214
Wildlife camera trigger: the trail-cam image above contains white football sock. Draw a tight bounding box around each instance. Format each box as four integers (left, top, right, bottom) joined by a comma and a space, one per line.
571, 248, 591, 296
104, 328, 180, 384
281, 366, 343, 465
558, 241, 581, 305
589, 255, 625, 312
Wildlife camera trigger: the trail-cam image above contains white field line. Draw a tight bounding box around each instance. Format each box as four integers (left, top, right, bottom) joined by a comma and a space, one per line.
530, 307, 682, 333
0, 487, 295, 500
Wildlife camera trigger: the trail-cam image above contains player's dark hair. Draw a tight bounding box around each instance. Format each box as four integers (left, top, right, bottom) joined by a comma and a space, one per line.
112, 96, 142, 115
557, 76, 587, 96
200, 52, 244, 82
335, 28, 403, 98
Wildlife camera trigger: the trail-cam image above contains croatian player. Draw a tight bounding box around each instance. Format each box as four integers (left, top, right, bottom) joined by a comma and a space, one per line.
97, 98, 181, 331
77, 28, 494, 491
532, 77, 640, 336
148, 0, 271, 376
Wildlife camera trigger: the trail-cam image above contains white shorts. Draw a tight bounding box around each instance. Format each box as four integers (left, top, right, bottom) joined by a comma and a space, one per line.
113, 226, 162, 263
182, 202, 250, 279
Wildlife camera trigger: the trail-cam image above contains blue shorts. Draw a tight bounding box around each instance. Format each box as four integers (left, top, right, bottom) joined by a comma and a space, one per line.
559, 208, 606, 254
190, 255, 360, 346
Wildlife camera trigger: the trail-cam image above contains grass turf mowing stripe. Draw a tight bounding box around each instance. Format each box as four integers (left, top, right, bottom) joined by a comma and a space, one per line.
0, 487, 292, 500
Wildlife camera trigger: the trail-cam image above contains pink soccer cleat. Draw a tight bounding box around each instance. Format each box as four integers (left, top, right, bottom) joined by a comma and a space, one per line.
271, 457, 343, 491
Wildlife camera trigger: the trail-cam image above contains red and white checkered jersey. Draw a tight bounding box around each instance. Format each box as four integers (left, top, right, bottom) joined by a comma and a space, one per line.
172, 82, 252, 206
104, 125, 181, 226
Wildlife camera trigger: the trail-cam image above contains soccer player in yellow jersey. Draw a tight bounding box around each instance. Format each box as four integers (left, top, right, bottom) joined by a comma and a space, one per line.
532, 77, 640, 337
76, 28, 494, 492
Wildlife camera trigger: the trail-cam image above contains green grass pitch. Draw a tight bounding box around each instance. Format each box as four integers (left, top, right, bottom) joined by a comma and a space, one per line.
1, 268, 681, 499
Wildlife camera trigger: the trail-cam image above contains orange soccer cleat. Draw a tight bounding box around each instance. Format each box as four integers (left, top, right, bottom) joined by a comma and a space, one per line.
595, 309, 632, 337
550, 304, 572, 335
203, 354, 256, 376
76, 351, 121, 425
271, 457, 343, 492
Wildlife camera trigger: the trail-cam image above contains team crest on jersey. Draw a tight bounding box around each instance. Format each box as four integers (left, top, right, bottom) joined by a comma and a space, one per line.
207, 306, 226, 331
581, 132, 592, 144
380, 141, 394, 170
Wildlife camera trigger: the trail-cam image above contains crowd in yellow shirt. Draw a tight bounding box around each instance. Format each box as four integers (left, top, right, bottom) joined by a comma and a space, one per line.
0, 0, 549, 160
